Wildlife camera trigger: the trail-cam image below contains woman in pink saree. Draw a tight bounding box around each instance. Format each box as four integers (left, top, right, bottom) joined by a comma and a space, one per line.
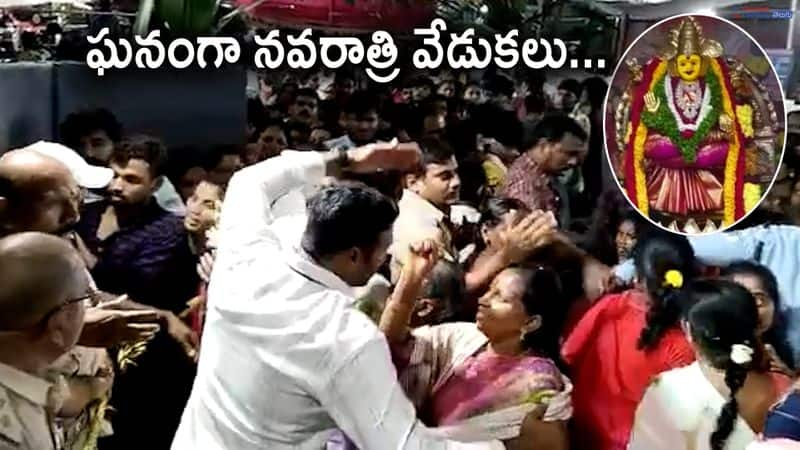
379, 238, 573, 449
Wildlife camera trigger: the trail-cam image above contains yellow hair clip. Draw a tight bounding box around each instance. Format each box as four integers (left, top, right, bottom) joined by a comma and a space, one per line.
663, 270, 684, 289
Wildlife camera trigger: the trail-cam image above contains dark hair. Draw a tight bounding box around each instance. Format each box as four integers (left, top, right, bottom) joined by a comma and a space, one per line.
729, 207, 794, 230
525, 92, 547, 115
583, 188, 649, 265
684, 279, 762, 450
481, 196, 525, 230
343, 170, 404, 202
521, 113, 588, 151
721, 261, 794, 370
473, 196, 530, 258
335, 71, 355, 86
411, 75, 435, 90
0, 174, 12, 200
111, 134, 167, 178
557, 78, 582, 97
634, 231, 696, 350
475, 106, 523, 150
420, 260, 465, 323
484, 74, 515, 98
581, 77, 609, 110
516, 266, 569, 367
417, 137, 456, 171
480, 197, 529, 230
301, 185, 398, 259
294, 88, 318, 102
204, 145, 242, 170
59, 108, 122, 153
422, 95, 449, 115
285, 121, 311, 146
341, 91, 379, 117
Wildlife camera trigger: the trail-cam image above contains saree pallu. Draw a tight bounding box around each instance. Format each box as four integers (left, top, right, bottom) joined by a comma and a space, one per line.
395, 322, 572, 440
328, 323, 572, 450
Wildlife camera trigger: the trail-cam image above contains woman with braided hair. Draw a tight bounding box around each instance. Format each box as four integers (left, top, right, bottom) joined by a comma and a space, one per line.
562, 231, 698, 450
629, 279, 792, 450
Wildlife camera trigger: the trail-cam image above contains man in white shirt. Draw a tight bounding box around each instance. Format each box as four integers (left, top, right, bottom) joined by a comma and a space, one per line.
172, 142, 502, 449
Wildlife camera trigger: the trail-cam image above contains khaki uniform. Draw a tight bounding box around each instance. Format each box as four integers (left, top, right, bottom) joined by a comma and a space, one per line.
0, 362, 64, 450
390, 190, 456, 283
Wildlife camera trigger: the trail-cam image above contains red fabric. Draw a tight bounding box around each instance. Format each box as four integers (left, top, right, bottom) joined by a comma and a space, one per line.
189, 283, 207, 341
562, 290, 695, 450
646, 166, 722, 214
623, 59, 659, 205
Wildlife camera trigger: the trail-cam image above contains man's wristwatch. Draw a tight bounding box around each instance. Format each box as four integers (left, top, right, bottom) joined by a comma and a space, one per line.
336, 147, 351, 170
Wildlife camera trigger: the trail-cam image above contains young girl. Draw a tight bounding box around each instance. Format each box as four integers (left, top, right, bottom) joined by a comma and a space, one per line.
722, 261, 795, 374
630, 279, 793, 450
562, 231, 698, 450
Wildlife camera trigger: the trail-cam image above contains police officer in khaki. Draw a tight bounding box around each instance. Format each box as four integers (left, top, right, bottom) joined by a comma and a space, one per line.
0, 232, 88, 450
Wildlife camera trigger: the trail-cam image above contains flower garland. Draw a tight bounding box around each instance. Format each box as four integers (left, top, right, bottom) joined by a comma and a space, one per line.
736, 104, 754, 138
640, 68, 722, 163
626, 59, 668, 214
743, 183, 761, 211
633, 123, 649, 214
710, 57, 746, 224
664, 74, 714, 132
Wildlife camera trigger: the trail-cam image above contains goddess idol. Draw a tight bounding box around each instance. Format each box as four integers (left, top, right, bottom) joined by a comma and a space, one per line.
614, 16, 782, 232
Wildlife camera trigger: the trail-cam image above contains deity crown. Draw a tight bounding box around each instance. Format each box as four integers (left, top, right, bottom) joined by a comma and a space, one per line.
660, 16, 723, 60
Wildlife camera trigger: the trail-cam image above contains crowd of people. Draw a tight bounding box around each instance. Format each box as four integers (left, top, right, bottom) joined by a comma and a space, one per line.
1, 67, 800, 450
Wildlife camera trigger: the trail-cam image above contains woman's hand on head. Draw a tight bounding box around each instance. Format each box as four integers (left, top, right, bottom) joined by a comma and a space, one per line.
499, 210, 558, 264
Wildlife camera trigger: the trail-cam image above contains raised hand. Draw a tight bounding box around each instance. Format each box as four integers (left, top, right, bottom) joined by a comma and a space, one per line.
79, 295, 161, 348
404, 239, 440, 285
346, 139, 421, 174
719, 114, 734, 134
197, 250, 216, 284
499, 210, 558, 264
644, 92, 660, 113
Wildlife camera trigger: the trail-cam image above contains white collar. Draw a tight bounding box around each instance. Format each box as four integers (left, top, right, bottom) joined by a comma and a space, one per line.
0, 361, 52, 407
399, 189, 445, 222
283, 246, 356, 304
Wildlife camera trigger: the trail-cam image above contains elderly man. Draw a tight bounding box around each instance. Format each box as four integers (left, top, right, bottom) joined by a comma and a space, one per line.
0, 146, 162, 345
0, 232, 89, 450
0, 146, 164, 448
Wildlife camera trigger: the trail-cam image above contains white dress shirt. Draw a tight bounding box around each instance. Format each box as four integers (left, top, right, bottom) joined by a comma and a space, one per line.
171, 151, 500, 450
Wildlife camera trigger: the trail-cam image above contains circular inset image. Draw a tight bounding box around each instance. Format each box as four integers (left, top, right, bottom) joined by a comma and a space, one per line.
604, 14, 786, 234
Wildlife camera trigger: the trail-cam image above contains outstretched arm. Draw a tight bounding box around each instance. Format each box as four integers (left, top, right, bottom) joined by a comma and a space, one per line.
218, 142, 422, 255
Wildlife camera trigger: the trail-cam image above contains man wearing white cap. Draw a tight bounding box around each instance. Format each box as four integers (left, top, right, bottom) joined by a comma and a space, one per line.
0, 144, 166, 448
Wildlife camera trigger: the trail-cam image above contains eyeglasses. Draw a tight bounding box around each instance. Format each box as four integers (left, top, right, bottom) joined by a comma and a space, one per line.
37, 292, 91, 326
0, 292, 90, 333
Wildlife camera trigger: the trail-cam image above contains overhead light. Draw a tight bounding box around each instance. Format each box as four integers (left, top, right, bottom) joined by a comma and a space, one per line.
694, 8, 716, 15
479, 4, 489, 14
